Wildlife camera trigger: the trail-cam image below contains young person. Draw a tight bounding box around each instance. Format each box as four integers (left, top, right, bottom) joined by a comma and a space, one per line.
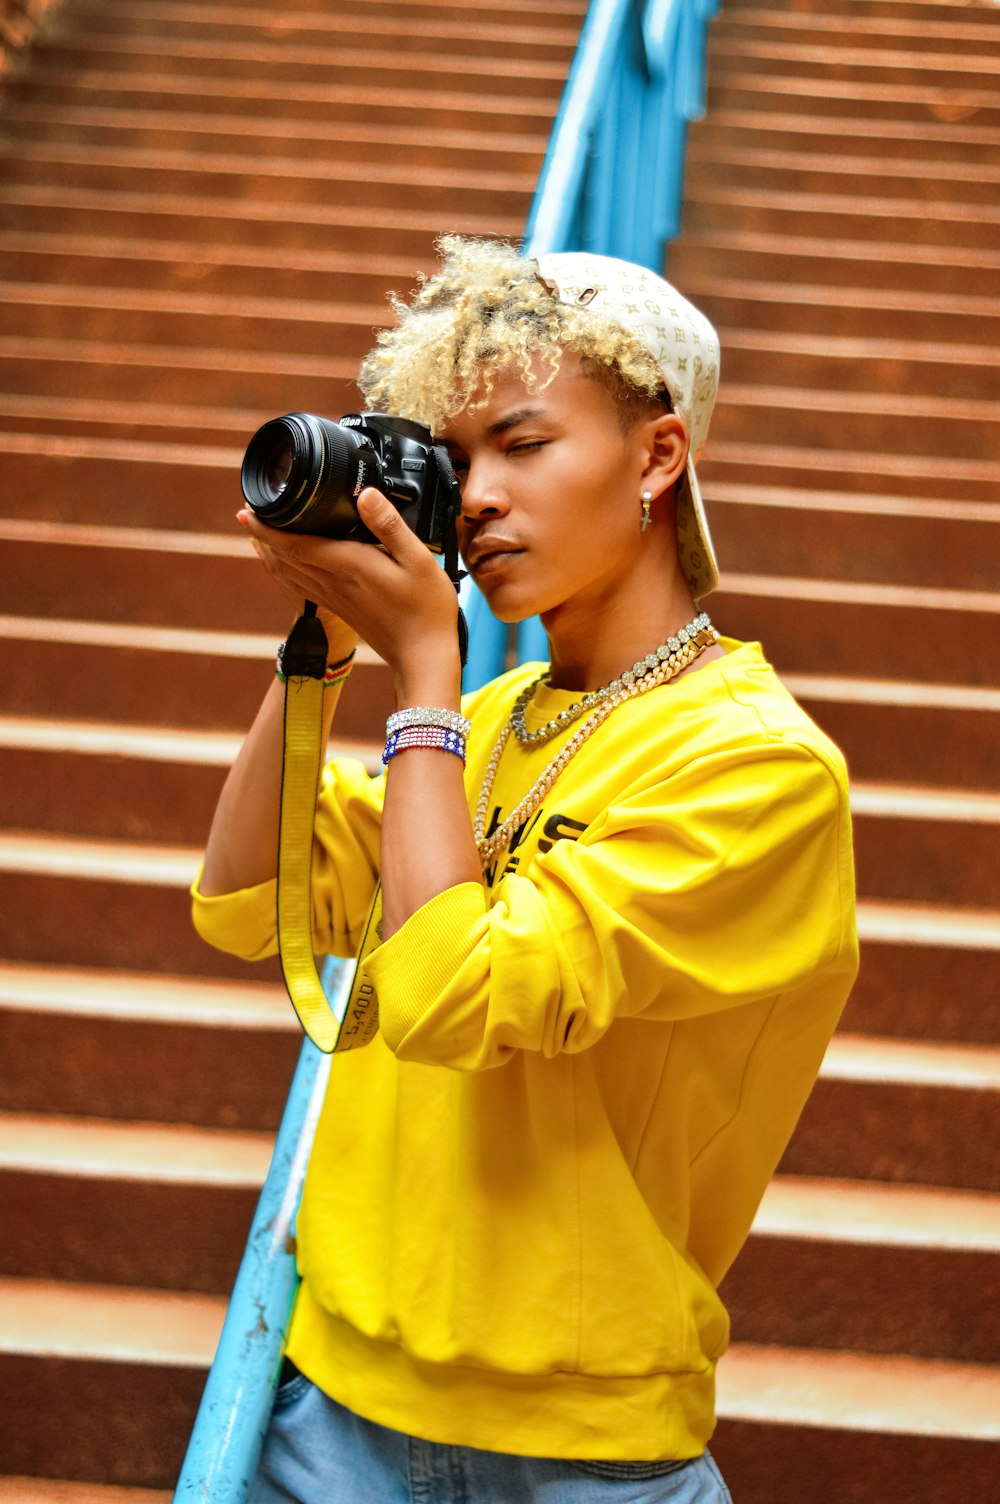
193, 238, 858, 1503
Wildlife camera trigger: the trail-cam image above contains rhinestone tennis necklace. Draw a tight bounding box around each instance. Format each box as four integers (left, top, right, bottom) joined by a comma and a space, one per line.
509, 611, 715, 746
474, 613, 718, 869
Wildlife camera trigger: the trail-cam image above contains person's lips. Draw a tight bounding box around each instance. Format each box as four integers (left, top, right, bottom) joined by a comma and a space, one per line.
465, 536, 524, 575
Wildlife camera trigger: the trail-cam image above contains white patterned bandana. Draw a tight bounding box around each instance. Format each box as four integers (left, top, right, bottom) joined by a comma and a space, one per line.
535, 251, 720, 599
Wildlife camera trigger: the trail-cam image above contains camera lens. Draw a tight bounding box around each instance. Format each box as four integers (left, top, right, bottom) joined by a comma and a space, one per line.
241, 414, 377, 538
263, 435, 294, 499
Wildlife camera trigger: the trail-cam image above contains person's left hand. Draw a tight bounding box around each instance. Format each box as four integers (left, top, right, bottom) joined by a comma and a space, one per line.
239, 487, 462, 688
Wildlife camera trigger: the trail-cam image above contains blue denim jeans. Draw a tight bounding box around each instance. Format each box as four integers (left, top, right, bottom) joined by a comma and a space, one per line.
249, 1368, 734, 1504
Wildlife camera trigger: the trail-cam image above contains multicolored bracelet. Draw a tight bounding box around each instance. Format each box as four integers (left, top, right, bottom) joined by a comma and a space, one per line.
383, 725, 467, 766
276, 646, 356, 689
386, 706, 471, 738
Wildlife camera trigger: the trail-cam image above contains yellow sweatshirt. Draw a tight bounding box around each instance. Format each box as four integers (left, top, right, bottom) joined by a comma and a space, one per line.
192, 638, 858, 1461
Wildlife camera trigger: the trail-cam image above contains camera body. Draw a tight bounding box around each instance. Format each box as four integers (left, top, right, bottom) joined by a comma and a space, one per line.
241, 411, 462, 566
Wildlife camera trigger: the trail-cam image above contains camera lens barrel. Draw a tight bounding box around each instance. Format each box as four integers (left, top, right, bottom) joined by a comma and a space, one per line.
241, 413, 379, 539
240, 412, 462, 573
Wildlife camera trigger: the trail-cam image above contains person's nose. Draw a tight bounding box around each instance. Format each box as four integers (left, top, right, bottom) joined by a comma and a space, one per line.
459, 456, 509, 522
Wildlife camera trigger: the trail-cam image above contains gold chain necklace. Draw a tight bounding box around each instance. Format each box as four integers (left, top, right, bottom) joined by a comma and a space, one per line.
509, 611, 713, 746
474, 616, 718, 869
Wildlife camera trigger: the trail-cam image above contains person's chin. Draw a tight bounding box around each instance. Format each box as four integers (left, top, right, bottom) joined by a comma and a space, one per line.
467, 552, 529, 614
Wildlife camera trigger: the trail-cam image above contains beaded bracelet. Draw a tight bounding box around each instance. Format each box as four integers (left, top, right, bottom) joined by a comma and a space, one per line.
383, 725, 467, 766
276, 646, 356, 689
386, 706, 471, 738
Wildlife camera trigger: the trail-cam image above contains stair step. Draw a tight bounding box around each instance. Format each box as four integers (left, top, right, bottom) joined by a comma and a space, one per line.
0, 181, 524, 251
0, 710, 379, 843
675, 276, 1000, 345
3, 824, 992, 1185
0, 283, 399, 360
701, 439, 1000, 506
32, 36, 567, 97
0, 103, 548, 168
1, 67, 560, 134
0, 397, 306, 448
0, 331, 364, 416
708, 67, 1000, 130
851, 783, 1000, 909
0, 520, 293, 634
3, 595, 1000, 766
718, 328, 998, 405
719, 11, 1000, 57
56, 2, 579, 59
0, 1480, 169, 1502
784, 1033, 1000, 1191
713, 1344, 999, 1503
687, 144, 1000, 206
0, 434, 262, 533
721, 0, 1000, 27
0, 613, 394, 733
714, 573, 1000, 687
703, 485, 1000, 592
0, 961, 301, 1128
691, 109, 1000, 167
668, 231, 1000, 300
847, 900, 1000, 1045
70, 0, 585, 22
0, 229, 435, 302
3, 642, 995, 895
685, 183, 998, 251
0, 1277, 221, 1486
722, 1175, 1000, 1360
709, 379, 998, 460
2, 378, 987, 476
707, 37, 1000, 94
783, 673, 1000, 792
0, 843, 272, 980
0, 1112, 269, 1291
0, 143, 535, 218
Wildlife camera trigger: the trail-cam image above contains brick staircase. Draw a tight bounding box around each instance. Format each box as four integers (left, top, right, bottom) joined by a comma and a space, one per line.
0, 0, 997, 1499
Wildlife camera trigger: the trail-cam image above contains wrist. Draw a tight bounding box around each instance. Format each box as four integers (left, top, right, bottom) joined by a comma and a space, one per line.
312, 609, 358, 665
391, 645, 462, 710
392, 671, 462, 712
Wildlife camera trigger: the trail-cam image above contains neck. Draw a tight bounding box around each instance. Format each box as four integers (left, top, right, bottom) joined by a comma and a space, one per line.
542, 571, 700, 693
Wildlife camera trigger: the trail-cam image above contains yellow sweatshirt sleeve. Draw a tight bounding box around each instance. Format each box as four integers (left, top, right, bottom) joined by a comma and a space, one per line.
364, 739, 856, 1071
190, 756, 385, 961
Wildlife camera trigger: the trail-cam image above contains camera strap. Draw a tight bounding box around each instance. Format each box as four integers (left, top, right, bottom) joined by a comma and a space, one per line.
276, 576, 468, 1053
276, 606, 379, 1054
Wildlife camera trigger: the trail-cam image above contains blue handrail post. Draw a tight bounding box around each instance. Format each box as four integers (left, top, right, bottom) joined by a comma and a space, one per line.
461, 576, 511, 692
172, 959, 352, 1503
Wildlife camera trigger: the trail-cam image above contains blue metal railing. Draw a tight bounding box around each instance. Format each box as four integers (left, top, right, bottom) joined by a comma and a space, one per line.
173, 960, 350, 1502
173, 2, 717, 1495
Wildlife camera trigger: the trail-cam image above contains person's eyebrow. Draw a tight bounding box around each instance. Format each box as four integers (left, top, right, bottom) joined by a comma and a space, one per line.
440, 404, 548, 451
486, 405, 547, 438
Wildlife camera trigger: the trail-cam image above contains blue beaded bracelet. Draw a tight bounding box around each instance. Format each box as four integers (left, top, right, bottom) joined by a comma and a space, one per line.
383, 725, 467, 766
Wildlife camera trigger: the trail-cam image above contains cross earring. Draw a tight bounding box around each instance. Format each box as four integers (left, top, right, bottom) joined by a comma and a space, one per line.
640, 491, 653, 532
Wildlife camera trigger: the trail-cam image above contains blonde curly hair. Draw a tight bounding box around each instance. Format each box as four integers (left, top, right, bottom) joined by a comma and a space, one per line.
357, 235, 667, 434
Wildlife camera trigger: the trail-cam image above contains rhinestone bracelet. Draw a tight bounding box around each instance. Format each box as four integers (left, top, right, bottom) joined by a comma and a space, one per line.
386, 706, 472, 738
383, 725, 467, 766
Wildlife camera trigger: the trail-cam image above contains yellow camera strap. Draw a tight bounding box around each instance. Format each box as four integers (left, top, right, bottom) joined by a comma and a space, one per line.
277, 608, 380, 1054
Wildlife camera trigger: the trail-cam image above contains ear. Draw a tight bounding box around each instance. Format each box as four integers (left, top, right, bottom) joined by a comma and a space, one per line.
635, 412, 689, 499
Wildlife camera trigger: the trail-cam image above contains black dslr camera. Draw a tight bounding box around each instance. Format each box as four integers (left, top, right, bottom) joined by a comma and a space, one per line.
241, 411, 464, 586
